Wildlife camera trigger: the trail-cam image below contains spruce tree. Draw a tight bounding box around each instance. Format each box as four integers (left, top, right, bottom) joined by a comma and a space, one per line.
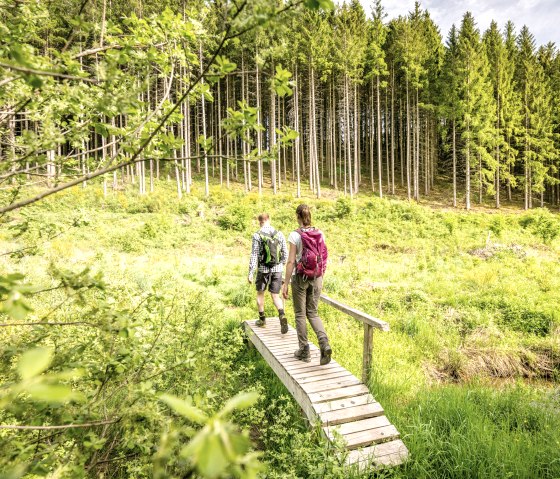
457, 12, 495, 209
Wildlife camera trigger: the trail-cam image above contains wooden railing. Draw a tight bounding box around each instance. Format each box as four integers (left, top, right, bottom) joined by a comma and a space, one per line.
320, 294, 389, 383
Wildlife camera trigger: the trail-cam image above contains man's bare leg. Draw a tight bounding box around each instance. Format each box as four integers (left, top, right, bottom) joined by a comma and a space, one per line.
255, 291, 266, 326
272, 292, 288, 334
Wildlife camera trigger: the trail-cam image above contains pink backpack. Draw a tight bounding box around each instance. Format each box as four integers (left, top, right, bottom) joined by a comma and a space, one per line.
296, 228, 328, 278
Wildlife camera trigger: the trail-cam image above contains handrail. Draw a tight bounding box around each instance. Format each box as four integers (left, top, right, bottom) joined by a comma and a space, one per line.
319, 293, 389, 383
319, 294, 390, 331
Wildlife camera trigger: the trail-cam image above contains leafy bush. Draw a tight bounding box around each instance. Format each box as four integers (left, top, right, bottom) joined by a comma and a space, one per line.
499, 304, 555, 336
489, 215, 507, 237
217, 205, 252, 232
126, 194, 167, 214
226, 284, 253, 307
333, 197, 353, 219
519, 208, 560, 244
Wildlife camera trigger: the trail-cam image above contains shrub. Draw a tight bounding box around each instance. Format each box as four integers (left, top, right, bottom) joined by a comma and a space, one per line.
489, 215, 507, 237
519, 208, 560, 244
226, 284, 253, 307
333, 197, 353, 219
499, 304, 555, 336
217, 205, 252, 232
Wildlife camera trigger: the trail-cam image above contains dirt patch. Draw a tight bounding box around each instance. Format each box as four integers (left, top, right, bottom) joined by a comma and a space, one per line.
468, 243, 526, 260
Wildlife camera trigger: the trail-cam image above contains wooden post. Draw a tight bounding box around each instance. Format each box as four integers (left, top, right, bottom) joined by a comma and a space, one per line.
362, 323, 373, 384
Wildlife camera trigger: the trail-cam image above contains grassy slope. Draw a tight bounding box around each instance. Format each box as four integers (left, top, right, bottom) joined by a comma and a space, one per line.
1, 181, 559, 478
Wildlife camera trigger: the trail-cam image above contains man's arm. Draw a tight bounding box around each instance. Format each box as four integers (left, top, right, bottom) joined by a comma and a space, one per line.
248, 234, 259, 283
282, 242, 297, 299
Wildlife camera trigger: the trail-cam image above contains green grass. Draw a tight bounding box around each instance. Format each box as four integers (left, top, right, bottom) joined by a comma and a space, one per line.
1, 180, 559, 478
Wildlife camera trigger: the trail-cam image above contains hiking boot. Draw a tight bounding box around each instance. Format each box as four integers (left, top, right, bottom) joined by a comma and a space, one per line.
294, 345, 311, 362
320, 344, 332, 365
255, 317, 266, 327
279, 313, 288, 334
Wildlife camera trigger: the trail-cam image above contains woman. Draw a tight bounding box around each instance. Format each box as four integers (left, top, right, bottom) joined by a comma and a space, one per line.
282, 204, 332, 365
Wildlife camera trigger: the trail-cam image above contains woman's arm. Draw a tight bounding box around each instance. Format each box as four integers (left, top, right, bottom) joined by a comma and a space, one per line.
282, 242, 297, 299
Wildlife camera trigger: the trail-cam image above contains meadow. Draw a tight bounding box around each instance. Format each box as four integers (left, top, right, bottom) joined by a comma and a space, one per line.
1, 181, 559, 478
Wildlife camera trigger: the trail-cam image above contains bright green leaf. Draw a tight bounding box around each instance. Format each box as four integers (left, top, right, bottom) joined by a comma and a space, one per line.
219, 391, 259, 418
160, 394, 208, 424
197, 433, 228, 478
26, 384, 84, 403
17, 347, 53, 380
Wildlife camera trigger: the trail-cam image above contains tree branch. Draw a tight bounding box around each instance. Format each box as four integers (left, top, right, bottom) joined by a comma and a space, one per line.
0, 62, 100, 84
0, 321, 96, 327
0, 418, 119, 430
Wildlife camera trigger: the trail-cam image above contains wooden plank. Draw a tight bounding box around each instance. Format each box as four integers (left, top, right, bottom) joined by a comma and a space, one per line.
291, 363, 346, 375
266, 343, 299, 351
319, 402, 385, 426
342, 425, 400, 449
309, 384, 370, 404
313, 394, 375, 414
346, 439, 408, 466
294, 369, 352, 384
284, 360, 343, 373
319, 294, 389, 331
301, 376, 361, 394
324, 415, 390, 438
291, 363, 346, 376
362, 323, 373, 383
273, 351, 320, 361
247, 328, 292, 337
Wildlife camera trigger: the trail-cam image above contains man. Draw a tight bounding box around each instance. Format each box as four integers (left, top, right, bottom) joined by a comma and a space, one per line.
282, 204, 332, 365
248, 213, 288, 334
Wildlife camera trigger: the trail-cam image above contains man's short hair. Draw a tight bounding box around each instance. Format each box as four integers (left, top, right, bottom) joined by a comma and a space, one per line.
258, 213, 270, 223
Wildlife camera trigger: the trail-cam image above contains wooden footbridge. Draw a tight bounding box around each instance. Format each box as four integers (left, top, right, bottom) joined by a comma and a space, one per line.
243, 294, 408, 471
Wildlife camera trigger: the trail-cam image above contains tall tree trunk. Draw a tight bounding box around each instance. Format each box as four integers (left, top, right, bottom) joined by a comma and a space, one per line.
256, 57, 263, 194
415, 88, 420, 201
270, 65, 277, 195
345, 75, 353, 199
452, 119, 457, 207
294, 65, 301, 198
200, 44, 209, 196
390, 68, 395, 195
311, 66, 321, 198
370, 80, 375, 192
354, 83, 359, 194
385, 87, 390, 193
376, 74, 382, 198
406, 76, 411, 200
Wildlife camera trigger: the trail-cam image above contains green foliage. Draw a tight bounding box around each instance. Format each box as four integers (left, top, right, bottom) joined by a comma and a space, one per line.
2, 177, 560, 478
489, 215, 507, 237
217, 205, 252, 232
333, 196, 353, 219
499, 304, 555, 336
391, 384, 560, 479
519, 208, 560, 244
272, 65, 293, 97
0, 274, 35, 320
304, 0, 335, 10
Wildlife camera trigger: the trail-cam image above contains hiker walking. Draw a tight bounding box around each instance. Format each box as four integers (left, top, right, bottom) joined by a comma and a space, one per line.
248, 213, 289, 334
282, 204, 332, 365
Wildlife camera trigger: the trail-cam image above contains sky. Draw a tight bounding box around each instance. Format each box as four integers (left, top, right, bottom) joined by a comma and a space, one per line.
359, 0, 560, 47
